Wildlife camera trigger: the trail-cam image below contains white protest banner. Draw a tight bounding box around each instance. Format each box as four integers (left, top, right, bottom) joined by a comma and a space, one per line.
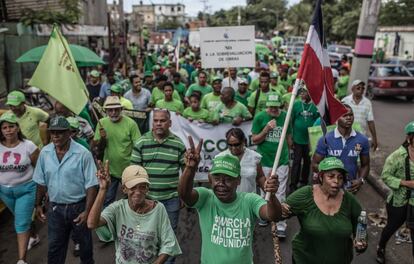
200, 26, 255, 69
150, 112, 254, 181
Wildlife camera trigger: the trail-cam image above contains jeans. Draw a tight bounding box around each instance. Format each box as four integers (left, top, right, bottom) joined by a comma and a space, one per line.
378, 203, 414, 256
160, 197, 180, 231
160, 197, 181, 264
262, 166, 289, 231
290, 143, 311, 191
0, 180, 36, 233
104, 176, 120, 208
47, 200, 94, 264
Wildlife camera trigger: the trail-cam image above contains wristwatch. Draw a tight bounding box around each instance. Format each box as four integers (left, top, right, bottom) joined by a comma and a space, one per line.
360, 178, 365, 184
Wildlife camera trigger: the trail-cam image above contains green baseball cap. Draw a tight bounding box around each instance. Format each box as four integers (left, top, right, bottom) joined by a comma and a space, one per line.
48, 116, 70, 131
266, 93, 282, 107
212, 76, 222, 83
318, 157, 347, 174
110, 84, 123, 93
270, 72, 279, 79
243, 68, 250, 74
90, 70, 100, 78
66, 116, 80, 129
405, 121, 414, 134
0, 112, 18, 124
152, 65, 161, 71
6, 91, 25, 106
210, 155, 240, 178
144, 71, 153, 77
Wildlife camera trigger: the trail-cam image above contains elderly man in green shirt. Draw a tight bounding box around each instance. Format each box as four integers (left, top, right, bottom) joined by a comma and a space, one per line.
92, 96, 141, 207
6, 90, 49, 148
211, 87, 252, 126
377, 121, 414, 263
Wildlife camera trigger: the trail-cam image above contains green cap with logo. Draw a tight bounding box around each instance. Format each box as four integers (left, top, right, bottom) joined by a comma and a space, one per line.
0, 112, 18, 124
266, 92, 282, 107
212, 76, 222, 83
318, 157, 347, 174
210, 155, 240, 178
6, 91, 25, 106
90, 70, 100, 78
110, 83, 123, 93
66, 116, 80, 129
405, 121, 414, 134
48, 115, 70, 131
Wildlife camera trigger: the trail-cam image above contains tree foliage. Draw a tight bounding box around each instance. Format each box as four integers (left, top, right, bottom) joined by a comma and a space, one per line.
20, 0, 82, 26
379, 0, 414, 26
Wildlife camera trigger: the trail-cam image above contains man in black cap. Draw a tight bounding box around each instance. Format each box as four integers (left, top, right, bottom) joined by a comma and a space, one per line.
33, 116, 98, 264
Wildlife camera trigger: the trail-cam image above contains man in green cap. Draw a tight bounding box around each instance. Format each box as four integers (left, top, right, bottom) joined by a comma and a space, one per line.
269, 72, 286, 95
252, 92, 292, 235
201, 76, 222, 112
110, 84, 133, 110
6, 90, 49, 148
87, 70, 102, 101
178, 137, 281, 264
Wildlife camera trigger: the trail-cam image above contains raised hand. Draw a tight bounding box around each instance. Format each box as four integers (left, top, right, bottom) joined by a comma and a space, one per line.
96, 160, 111, 190
184, 136, 203, 168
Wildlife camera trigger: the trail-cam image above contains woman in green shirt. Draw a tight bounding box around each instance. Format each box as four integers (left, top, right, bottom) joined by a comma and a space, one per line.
377, 121, 414, 263
282, 157, 367, 264
183, 93, 209, 122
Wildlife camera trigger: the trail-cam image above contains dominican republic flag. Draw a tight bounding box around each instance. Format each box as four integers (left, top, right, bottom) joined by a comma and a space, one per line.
296, 0, 347, 124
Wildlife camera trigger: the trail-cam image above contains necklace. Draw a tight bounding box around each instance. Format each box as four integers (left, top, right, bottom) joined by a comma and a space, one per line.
301, 101, 311, 120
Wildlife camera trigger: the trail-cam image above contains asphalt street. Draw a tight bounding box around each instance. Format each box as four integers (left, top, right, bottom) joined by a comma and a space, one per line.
0, 96, 413, 264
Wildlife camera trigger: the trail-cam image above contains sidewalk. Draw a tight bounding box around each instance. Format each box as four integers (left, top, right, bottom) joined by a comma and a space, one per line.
367, 149, 391, 198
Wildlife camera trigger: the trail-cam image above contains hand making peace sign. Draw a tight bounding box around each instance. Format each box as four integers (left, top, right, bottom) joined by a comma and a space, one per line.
184, 136, 203, 168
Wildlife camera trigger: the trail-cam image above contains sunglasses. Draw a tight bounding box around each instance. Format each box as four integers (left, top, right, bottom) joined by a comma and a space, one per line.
227, 142, 242, 147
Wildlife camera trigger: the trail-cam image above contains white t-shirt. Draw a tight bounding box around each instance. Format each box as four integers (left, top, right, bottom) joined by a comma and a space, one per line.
0, 140, 37, 186
216, 148, 262, 193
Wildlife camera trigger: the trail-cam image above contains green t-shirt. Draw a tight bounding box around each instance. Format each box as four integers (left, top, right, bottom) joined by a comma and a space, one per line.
212, 102, 252, 124
278, 77, 292, 90
247, 89, 282, 116
337, 75, 349, 99
286, 186, 361, 264
150, 87, 181, 105
251, 110, 291, 167
291, 100, 319, 144
183, 107, 209, 121
185, 83, 213, 98
97, 199, 182, 264
94, 116, 141, 177
191, 187, 266, 264
201, 92, 221, 112
8, 106, 49, 148
173, 82, 186, 98
235, 91, 252, 107
248, 78, 259, 92
270, 84, 286, 95
155, 99, 184, 113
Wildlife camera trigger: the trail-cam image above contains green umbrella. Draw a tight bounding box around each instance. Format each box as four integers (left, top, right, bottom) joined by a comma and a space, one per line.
255, 43, 271, 55
16, 44, 106, 67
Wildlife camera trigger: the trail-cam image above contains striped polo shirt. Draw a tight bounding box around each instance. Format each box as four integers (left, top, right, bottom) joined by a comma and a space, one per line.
131, 131, 186, 201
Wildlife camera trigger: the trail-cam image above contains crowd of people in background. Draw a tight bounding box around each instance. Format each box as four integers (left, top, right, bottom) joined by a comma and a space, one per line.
0, 34, 413, 264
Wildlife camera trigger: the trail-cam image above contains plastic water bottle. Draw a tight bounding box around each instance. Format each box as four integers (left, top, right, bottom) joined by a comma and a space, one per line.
356, 211, 368, 243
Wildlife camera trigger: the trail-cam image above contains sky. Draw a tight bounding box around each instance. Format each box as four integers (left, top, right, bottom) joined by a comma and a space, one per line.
108, 0, 300, 17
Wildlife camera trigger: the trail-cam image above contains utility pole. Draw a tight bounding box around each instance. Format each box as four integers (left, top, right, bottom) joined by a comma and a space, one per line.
118, 0, 128, 73
237, 6, 241, 26
349, 0, 381, 91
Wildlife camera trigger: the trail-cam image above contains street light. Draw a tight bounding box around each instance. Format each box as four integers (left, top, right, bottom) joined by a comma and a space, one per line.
262, 8, 279, 30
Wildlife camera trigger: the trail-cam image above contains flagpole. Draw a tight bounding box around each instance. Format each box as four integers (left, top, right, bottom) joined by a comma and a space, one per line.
176, 36, 181, 72
265, 78, 301, 201
54, 26, 102, 125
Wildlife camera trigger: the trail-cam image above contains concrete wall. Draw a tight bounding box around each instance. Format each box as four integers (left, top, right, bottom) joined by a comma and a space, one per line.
80, 0, 108, 26
375, 31, 414, 58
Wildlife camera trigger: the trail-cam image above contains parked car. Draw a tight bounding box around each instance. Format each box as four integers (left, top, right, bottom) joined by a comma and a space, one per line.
385, 57, 414, 75
328, 44, 353, 69
367, 64, 414, 101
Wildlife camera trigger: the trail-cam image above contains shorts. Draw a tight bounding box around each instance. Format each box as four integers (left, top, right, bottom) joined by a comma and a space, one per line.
0, 180, 36, 233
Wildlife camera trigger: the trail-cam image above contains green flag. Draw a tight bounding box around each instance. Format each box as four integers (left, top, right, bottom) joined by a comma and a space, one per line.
28, 25, 88, 115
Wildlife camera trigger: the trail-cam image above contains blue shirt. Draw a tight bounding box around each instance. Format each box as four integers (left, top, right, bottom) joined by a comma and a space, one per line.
315, 128, 369, 183
33, 140, 98, 204
99, 82, 112, 99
